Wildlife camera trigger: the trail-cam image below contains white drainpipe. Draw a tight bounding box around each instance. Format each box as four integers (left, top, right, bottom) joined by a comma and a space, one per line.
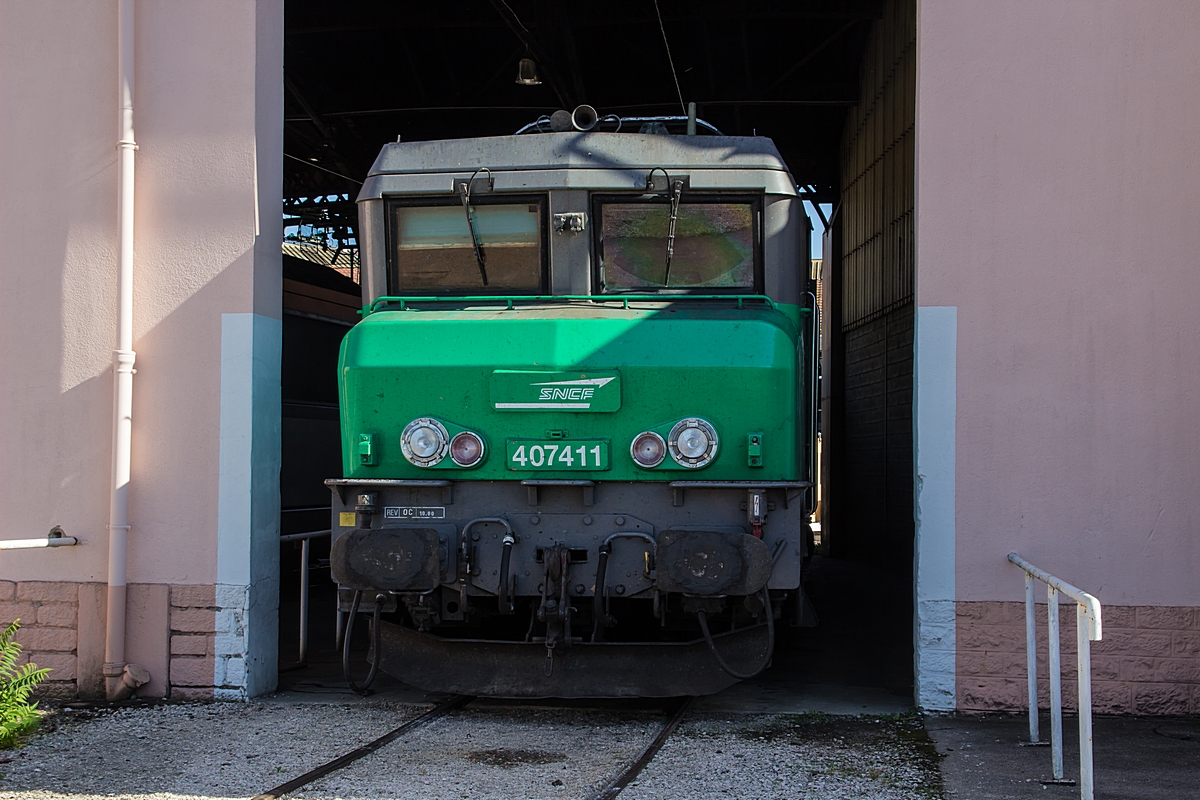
104, 0, 149, 701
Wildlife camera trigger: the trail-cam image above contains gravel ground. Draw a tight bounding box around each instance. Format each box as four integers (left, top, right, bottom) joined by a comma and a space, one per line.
295, 704, 664, 800
0, 700, 430, 800
0, 702, 942, 800
623, 714, 942, 800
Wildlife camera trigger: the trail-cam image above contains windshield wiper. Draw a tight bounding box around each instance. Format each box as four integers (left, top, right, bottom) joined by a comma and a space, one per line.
458, 169, 491, 286
663, 178, 684, 288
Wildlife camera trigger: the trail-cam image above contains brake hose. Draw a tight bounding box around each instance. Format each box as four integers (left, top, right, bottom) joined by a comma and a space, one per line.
696, 588, 775, 680
591, 544, 611, 641
343, 589, 383, 695
497, 533, 515, 615
592, 532, 657, 641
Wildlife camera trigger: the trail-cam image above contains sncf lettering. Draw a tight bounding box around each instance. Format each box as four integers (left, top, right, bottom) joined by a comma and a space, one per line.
538, 387, 597, 400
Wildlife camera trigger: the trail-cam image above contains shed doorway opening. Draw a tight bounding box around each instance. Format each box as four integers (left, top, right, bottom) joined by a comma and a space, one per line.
276, 0, 917, 706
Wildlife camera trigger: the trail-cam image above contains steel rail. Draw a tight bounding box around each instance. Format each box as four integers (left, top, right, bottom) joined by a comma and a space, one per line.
590, 696, 694, 800
254, 694, 687, 800
250, 695, 473, 800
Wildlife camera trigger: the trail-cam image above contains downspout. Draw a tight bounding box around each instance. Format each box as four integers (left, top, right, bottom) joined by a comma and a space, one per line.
104, 0, 149, 701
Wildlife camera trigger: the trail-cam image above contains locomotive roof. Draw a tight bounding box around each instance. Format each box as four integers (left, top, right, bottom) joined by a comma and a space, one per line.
361, 133, 796, 199
369, 132, 788, 175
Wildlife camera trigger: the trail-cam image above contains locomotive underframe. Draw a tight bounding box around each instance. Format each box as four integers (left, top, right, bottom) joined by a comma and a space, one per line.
328, 478, 811, 696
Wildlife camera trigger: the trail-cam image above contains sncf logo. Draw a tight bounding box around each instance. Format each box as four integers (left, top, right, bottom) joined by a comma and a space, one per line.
493, 374, 618, 411
539, 387, 597, 400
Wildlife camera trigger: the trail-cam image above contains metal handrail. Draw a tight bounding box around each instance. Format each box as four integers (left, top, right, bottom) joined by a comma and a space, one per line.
1008, 553, 1103, 800
0, 527, 78, 550
281, 529, 332, 669
514, 114, 724, 136
366, 294, 778, 315
0, 537, 79, 550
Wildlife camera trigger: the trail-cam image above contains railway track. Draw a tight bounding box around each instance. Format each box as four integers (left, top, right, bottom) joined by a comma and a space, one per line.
588, 696, 693, 800
250, 695, 693, 800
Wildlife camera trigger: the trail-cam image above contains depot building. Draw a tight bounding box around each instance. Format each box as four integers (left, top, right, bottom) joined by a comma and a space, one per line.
2, 0, 1198, 714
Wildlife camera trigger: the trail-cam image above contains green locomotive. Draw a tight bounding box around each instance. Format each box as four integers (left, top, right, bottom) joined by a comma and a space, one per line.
328, 109, 817, 697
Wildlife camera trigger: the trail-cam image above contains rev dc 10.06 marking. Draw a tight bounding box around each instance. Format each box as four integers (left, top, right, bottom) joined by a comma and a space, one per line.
384, 506, 446, 519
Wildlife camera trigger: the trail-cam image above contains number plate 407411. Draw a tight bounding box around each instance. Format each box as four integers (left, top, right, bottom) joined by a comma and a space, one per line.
506, 439, 610, 471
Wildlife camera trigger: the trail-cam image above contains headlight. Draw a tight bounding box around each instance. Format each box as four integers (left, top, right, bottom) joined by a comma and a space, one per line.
401, 418, 448, 467
630, 431, 666, 468
667, 418, 718, 468
450, 431, 486, 467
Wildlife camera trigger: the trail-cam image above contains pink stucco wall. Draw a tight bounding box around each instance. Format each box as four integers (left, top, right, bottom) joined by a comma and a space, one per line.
918, 0, 1200, 606
0, 0, 279, 583
2, 1, 121, 585
0, 0, 281, 697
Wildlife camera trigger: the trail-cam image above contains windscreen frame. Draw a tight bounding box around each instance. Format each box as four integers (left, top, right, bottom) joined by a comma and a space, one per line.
590, 192, 764, 295
383, 193, 550, 296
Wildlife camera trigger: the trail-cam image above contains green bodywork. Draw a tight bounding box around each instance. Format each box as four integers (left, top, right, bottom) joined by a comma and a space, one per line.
338, 298, 814, 482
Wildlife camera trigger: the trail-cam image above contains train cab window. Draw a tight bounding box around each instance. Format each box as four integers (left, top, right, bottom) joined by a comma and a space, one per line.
594, 197, 760, 292
387, 197, 546, 294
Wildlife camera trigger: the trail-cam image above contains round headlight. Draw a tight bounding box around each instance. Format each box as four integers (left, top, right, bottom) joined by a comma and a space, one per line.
401, 418, 448, 467
450, 431, 486, 467
677, 427, 710, 458
630, 431, 666, 468
667, 418, 719, 469
409, 426, 442, 458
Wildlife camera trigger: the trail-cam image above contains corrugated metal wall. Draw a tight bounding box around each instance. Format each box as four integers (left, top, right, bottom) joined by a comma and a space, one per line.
841, 0, 914, 330
834, 0, 915, 563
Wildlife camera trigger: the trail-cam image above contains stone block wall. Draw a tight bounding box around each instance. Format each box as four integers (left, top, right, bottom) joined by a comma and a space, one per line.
168, 584, 216, 699
169, 584, 250, 700
958, 601, 1200, 716
0, 581, 79, 697
0, 580, 249, 700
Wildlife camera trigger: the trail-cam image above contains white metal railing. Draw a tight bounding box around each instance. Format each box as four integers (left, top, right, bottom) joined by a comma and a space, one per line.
0, 527, 78, 550
1008, 553, 1103, 800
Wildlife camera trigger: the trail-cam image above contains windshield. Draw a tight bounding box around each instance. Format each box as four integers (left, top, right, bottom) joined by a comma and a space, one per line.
388, 199, 544, 293
597, 199, 758, 291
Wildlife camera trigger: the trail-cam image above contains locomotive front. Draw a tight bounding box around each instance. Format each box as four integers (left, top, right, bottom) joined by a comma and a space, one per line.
328, 126, 817, 697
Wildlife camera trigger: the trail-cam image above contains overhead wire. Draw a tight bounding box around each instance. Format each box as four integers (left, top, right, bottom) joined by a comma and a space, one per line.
284, 153, 363, 185
652, 0, 687, 115
496, 0, 530, 34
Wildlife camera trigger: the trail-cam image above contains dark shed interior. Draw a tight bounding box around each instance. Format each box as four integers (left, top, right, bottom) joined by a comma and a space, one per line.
277, 0, 917, 701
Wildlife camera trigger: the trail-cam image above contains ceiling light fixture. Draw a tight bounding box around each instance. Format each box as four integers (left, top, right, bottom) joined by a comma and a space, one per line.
515, 57, 542, 86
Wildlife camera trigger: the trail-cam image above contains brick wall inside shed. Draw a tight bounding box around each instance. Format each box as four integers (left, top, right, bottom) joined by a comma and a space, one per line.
957, 601, 1200, 716
829, 0, 916, 566
840, 307, 914, 564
